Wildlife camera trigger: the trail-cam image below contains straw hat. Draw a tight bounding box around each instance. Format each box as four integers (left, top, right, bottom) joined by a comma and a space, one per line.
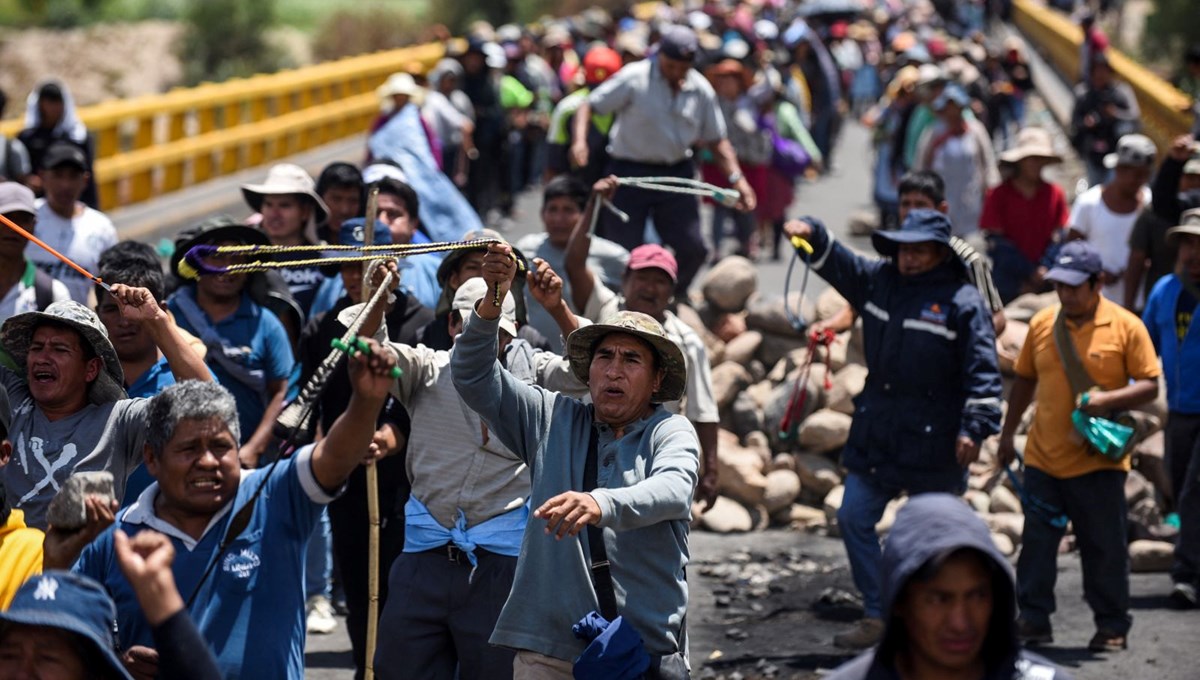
998, 127, 1063, 165
566, 311, 687, 403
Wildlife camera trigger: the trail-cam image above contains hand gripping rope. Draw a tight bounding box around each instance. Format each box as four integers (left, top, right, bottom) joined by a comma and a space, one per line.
185, 268, 399, 608
777, 328, 836, 442
585, 176, 743, 234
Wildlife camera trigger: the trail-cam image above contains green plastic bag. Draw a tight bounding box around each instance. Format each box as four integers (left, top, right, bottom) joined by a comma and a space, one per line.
1070, 409, 1135, 461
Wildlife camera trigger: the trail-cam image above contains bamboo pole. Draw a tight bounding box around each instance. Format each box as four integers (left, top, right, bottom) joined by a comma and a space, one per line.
361, 187, 382, 680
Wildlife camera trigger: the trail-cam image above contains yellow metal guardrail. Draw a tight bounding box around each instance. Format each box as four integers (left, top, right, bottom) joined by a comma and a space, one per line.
0, 41, 444, 209
1013, 0, 1192, 151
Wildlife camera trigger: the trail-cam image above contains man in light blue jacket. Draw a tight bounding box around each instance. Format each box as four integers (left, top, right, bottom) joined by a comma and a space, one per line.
1141, 211, 1200, 608
451, 242, 698, 679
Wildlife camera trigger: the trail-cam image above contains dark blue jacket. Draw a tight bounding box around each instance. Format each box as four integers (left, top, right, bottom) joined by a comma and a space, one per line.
801, 218, 1002, 493
826, 495, 1071, 680
1142, 274, 1200, 414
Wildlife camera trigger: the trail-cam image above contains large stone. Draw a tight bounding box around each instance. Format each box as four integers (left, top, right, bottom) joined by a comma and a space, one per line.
743, 431, 773, 468
823, 484, 845, 521
702, 256, 758, 313
764, 376, 827, 452
992, 533, 1016, 556
1003, 292, 1058, 325
722, 330, 763, 366
989, 485, 1022, 514
710, 312, 749, 344
996, 320, 1029, 375
773, 503, 828, 529
711, 361, 753, 410
1129, 540, 1175, 573
673, 302, 725, 363
1128, 497, 1165, 542
771, 453, 798, 473
795, 453, 843, 498
700, 497, 754, 533
984, 512, 1024, 544
826, 364, 869, 415
46, 471, 115, 531
1125, 470, 1154, 507
729, 392, 765, 440
757, 331, 809, 370
1133, 431, 1170, 501
798, 409, 852, 453
847, 208, 880, 236
716, 439, 768, 507
815, 288, 850, 323
746, 292, 816, 337
874, 497, 907, 534
763, 469, 803, 513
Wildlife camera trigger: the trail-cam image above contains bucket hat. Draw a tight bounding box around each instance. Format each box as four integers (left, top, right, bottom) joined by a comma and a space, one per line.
1, 301, 126, 404
566, 311, 686, 403
453, 277, 518, 337
170, 215, 270, 279
998, 127, 1063, 165
871, 209, 953, 258
1166, 208, 1200, 245
241, 163, 330, 225
377, 72, 426, 107
0, 571, 132, 680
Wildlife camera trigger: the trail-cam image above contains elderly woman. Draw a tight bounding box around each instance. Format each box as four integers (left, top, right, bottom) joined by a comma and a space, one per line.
451, 243, 698, 680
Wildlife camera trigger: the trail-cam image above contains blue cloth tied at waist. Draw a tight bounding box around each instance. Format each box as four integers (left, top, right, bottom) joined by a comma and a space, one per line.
403, 495, 527, 567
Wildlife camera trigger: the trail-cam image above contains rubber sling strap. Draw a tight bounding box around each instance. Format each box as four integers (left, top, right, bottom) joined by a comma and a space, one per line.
582, 425, 619, 621
1052, 310, 1096, 398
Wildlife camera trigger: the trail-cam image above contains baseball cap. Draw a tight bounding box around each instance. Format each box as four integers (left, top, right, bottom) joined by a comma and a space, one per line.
0, 571, 133, 680
583, 46, 622, 85
1183, 156, 1200, 176
338, 217, 392, 247
933, 83, 970, 110
658, 24, 699, 62
627, 244, 678, 282
0, 181, 36, 216
1103, 133, 1156, 169
42, 142, 88, 171
1043, 240, 1103, 286
452, 277, 517, 337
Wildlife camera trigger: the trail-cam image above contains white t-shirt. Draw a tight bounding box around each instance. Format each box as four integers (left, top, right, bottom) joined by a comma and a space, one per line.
1068, 184, 1152, 305
29, 200, 118, 303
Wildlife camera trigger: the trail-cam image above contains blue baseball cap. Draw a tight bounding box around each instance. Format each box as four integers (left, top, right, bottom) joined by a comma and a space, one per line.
1043, 240, 1103, 286
337, 217, 392, 247
871, 208, 953, 257
933, 83, 970, 110
0, 571, 133, 679
658, 24, 699, 62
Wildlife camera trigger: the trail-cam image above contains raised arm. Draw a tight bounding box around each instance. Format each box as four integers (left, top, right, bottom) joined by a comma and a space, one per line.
526, 257, 583, 339
110, 284, 210, 383
783, 217, 885, 311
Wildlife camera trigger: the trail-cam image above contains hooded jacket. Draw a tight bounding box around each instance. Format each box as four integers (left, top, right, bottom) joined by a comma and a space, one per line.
827, 494, 1069, 680
801, 218, 1002, 494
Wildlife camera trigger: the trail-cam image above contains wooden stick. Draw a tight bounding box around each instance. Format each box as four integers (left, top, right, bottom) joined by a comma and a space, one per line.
361, 188, 382, 680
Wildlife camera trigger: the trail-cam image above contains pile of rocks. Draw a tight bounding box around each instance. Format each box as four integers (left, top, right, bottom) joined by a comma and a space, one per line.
682, 260, 1179, 573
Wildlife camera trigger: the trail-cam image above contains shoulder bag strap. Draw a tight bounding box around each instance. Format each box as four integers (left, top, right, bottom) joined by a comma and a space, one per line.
1053, 309, 1096, 398
582, 424, 619, 621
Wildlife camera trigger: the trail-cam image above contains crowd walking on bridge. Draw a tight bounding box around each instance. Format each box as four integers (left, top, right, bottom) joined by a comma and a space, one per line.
0, 1, 1198, 679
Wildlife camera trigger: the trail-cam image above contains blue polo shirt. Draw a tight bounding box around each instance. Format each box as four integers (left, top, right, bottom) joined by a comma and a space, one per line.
167, 293, 294, 442
74, 445, 334, 680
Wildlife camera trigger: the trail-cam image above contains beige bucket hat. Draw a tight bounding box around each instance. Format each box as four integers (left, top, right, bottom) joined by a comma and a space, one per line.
1167, 208, 1200, 244
566, 311, 686, 404
1, 300, 126, 404
241, 163, 330, 226
999, 127, 1063, 165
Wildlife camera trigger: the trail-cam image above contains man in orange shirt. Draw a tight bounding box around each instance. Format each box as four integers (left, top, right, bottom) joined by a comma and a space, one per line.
997, 240, 1160, 653
0, 387, 43, 609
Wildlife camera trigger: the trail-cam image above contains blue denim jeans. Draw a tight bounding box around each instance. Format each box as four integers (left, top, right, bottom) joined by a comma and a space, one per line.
306, 507, 333, 600
837, 472, 903, 618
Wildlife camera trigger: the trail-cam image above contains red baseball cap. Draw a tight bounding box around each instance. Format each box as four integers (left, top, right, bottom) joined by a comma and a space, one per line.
583, 46, 622, 86
627, 244, 678, 282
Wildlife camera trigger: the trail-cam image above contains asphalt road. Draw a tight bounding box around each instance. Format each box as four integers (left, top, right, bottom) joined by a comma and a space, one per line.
108, 105, 1194, 678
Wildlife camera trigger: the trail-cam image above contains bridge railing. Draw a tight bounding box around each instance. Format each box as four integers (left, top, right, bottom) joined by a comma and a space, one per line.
1012, 0, 1192, 151
0, 40, 445, 209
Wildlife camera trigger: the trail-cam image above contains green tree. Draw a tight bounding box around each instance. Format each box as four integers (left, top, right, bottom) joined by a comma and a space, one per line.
1142, 0, 1200, 67
179, 0, 286, 85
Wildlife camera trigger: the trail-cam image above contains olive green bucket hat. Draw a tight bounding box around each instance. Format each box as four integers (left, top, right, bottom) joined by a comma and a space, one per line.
566, 311, 687, 403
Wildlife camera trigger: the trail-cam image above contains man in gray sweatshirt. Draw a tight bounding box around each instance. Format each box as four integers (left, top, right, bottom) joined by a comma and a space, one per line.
451, 242, 699, 679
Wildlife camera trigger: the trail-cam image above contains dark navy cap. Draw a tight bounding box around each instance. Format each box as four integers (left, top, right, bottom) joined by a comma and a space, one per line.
43, 142, 88, 171
871, 208, 953, 257
659, 24, 699, 62
338, 217, 393, 247
0, 571, 133, 679
1044, 240, 1103, 286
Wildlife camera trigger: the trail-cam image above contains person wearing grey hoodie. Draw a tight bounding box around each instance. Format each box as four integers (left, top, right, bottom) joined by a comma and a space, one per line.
826, 494, 1070, 680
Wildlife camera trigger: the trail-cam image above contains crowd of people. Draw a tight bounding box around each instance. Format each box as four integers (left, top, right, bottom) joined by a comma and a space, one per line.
0, 0, 1198, 679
